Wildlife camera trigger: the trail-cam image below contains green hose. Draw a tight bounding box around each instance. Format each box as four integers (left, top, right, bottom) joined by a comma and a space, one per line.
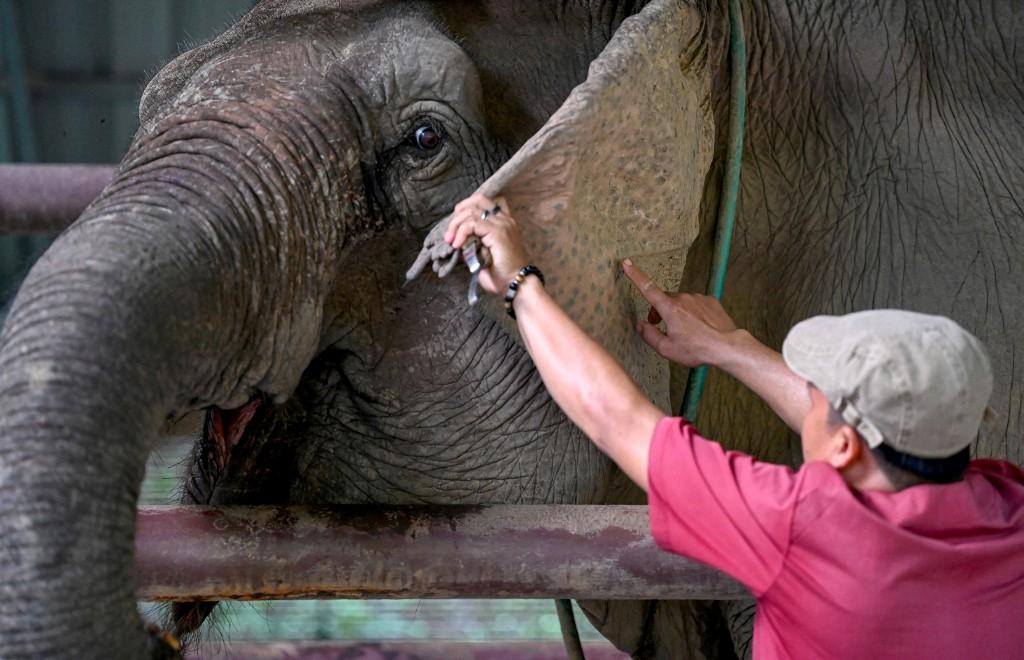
555, 4, 748, 657
680, 0, 747, 422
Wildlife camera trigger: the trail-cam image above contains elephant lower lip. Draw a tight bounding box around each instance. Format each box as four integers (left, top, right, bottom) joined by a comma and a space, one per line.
209, 398, 262, 470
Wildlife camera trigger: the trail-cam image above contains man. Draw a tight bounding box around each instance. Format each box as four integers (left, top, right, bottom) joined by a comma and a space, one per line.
446, 193, 1024, 658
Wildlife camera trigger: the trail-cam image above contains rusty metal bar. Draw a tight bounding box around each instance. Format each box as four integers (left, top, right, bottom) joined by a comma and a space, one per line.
0, 164, 115, 234
191, 640, 629, 659
135, 505, 748, 602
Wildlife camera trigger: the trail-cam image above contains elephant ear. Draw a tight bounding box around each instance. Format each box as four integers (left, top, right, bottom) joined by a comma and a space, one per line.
410, 0, 713, 407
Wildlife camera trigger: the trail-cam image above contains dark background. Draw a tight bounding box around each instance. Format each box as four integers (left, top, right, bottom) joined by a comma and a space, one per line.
0, 0, 255, 302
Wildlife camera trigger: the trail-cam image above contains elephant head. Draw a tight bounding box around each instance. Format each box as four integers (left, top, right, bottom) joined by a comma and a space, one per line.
0, 1, 717, 656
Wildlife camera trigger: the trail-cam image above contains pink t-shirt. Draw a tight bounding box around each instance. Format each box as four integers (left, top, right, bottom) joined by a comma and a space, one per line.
647, 417, 1024, 659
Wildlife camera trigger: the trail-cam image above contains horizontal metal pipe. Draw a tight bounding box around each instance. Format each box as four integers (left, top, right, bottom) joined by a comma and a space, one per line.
135, 505, 748, 602
0, 164, 115, 234
191, 640, 626, 660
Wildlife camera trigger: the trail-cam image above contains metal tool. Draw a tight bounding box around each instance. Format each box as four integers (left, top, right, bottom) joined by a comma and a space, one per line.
461, 237, 491, 306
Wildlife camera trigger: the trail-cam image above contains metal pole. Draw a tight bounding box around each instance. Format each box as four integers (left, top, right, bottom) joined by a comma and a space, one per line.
135, 505, 749, 602
0, 164, 116, 234
556, 598, 587, 660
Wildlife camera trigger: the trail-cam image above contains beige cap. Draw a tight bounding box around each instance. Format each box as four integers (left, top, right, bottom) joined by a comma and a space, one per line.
782, 310, 992, 458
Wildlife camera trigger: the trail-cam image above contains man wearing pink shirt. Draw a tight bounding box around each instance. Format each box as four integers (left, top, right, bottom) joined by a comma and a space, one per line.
447, 193, 1024, 658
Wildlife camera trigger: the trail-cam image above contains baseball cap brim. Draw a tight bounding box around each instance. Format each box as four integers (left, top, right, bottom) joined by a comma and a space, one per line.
781, 315, 847, 394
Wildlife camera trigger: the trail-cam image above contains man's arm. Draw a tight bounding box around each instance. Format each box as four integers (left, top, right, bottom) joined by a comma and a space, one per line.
513, 275, 798, 596
512, 276, 662, 491
445, 194, 663, 491
512, 259, 809, 489
512, 272, 801, 597
443, 193, 806, 493
710, 331, 809, 433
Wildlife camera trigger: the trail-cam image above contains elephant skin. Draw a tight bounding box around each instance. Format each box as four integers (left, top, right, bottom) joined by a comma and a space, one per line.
2, 1, 1024, 659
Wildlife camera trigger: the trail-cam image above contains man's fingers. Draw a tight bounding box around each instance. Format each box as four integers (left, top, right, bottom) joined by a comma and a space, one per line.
445, 212, 467, 244
477, 223, 507, 249
453, 213, 504, 249
447, 214, 475, 245
451, 218, 480, 249
455, 193, 493, 214
622, 259, 673, 310
450, 194, 497, 242
636, 320, 670, 357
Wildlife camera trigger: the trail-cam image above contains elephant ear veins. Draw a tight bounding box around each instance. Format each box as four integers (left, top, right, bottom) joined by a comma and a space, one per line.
486, 0, 713, 406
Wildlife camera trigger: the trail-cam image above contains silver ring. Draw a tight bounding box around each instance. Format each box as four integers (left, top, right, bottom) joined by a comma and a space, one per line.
480, 209, 491, 221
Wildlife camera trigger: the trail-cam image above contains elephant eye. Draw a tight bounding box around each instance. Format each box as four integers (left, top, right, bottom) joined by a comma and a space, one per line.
410, 123, 444, 153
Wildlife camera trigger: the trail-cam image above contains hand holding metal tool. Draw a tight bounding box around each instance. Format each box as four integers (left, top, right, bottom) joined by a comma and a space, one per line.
460, 236, 492, 306
404, 212, 492, 308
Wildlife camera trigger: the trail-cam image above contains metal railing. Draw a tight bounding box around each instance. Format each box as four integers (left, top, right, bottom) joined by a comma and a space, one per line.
136, 505, 747, 602
0, 163, 115, 233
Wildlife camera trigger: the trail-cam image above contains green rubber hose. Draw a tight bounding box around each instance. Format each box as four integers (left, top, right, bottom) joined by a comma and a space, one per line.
680, 0, 747, 422
556, 4, 748, 657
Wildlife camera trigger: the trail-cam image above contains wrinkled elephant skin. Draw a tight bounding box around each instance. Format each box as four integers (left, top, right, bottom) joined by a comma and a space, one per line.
2, 1, 1024, 659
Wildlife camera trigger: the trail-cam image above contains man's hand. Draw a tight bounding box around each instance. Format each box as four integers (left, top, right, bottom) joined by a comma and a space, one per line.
622, 259, 739, 368
623, 258, 811, 432
445, 193, 530, 295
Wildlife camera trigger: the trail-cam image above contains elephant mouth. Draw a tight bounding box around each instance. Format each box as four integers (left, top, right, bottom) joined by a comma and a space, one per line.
207, 399, 263, 473
182, 395, 302, 510
174, 395, 303, 638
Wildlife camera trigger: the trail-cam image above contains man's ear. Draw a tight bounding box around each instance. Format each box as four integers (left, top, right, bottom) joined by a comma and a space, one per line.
828, 426, 864, 470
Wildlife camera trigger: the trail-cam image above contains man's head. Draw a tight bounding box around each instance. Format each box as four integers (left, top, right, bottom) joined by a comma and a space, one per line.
784, 310, 992, 490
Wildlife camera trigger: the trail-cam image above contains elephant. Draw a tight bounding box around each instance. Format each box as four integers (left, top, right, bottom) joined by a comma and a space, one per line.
1, 0, 1023, 658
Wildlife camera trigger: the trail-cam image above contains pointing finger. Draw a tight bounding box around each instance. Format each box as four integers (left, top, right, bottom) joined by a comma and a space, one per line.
622, 258, 673, 311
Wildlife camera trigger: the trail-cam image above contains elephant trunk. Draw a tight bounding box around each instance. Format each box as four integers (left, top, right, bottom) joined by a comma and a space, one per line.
0, 103, 358, 656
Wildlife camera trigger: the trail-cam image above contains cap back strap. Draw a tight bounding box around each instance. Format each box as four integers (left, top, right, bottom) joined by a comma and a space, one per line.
834, 397, 885, 448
